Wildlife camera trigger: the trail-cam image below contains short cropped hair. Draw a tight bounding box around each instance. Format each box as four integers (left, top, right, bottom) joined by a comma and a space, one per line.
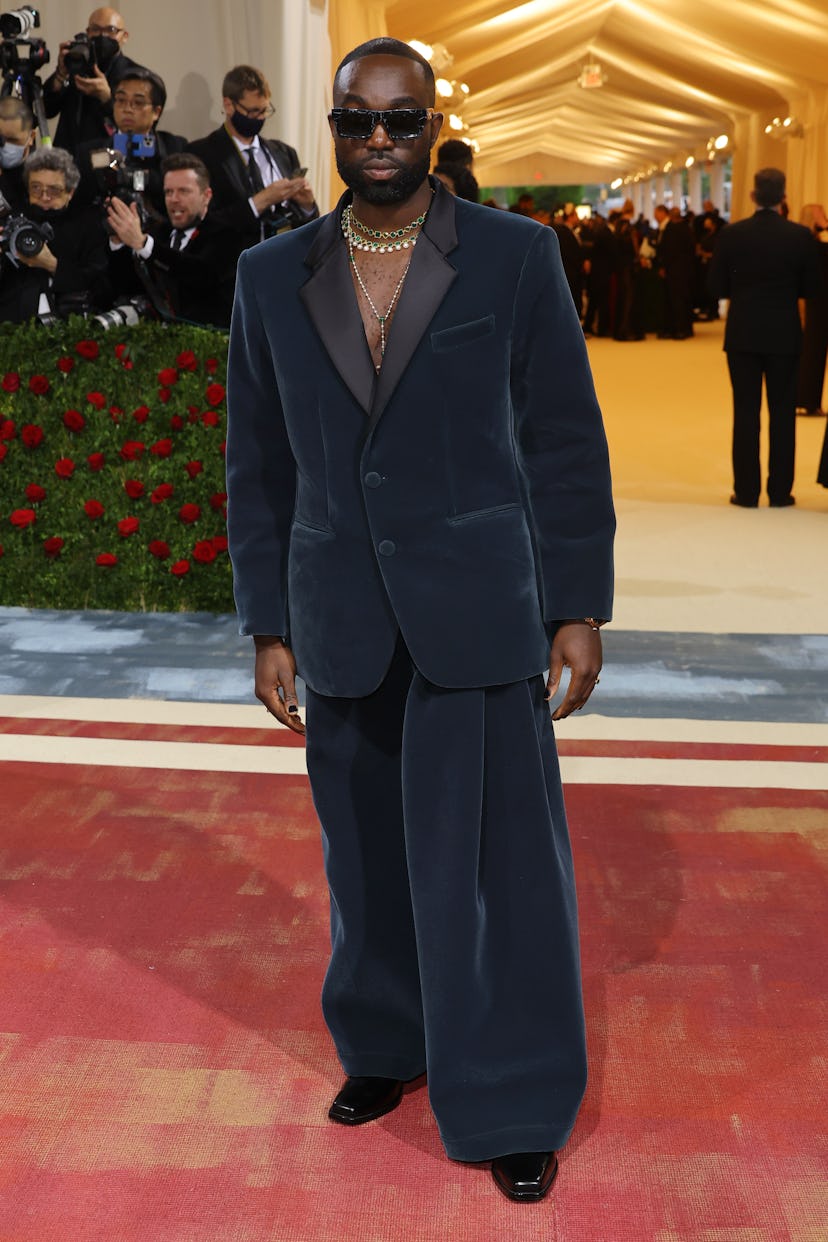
334, 37, 435, 106
222, 65, 271, 102
23, 146, 80, 193
117, 67, 167, 112
0, 95, 34, 131
437, 138, 472, 167
753, 167, 785, 209
162, 152, 210, 191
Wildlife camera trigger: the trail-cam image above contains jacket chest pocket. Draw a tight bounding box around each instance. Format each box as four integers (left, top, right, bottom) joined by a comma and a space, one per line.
431, 314, 496, 353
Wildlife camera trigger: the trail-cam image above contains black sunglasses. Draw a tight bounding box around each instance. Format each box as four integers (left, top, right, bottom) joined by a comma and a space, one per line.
330, 107, 433, 140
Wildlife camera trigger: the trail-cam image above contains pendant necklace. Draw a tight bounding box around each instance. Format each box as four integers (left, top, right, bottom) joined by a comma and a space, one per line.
342, 202, 423, 367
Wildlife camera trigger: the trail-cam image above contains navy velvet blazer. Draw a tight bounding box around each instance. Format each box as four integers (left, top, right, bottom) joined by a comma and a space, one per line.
226, 182, 615, 697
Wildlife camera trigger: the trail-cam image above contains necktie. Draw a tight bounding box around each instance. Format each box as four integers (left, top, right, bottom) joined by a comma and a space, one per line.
170, 229, 184, 250
244, 146, 265, 195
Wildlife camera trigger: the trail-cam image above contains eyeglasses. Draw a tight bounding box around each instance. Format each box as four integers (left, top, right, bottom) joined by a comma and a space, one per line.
330, 108, 433, 140
113, 94, 153, 109
86, 24, 124, 37
233, 100, 275, 120
29, 183, 67, 200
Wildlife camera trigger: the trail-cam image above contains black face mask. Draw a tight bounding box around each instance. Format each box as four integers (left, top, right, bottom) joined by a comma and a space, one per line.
231, 110, 265, 140
28, 202, 70, 224
92, 35, 120, 72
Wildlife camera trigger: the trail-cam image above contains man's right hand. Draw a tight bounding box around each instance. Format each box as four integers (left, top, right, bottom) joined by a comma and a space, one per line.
254, 636, 305, 735
252, 177, 313, 214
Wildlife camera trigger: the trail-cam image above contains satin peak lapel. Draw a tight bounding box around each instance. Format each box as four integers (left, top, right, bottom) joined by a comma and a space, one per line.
299, 205, 376, 415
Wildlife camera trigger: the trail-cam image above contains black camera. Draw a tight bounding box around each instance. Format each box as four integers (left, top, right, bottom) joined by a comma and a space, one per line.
90, 146, 149, 221
63, 31, 94, 78
0, 190, 53, 259
0, 5, 47, 75
0, 4, 38, 37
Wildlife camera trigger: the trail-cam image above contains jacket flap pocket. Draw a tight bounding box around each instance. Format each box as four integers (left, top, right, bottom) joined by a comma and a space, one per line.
431, 314, 496, 353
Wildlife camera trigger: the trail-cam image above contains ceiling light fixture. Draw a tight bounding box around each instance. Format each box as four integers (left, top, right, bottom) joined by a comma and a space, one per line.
764, 115, 804, 139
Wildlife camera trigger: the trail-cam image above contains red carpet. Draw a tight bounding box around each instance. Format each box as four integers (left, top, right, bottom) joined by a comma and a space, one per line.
0, 726, 826, 1240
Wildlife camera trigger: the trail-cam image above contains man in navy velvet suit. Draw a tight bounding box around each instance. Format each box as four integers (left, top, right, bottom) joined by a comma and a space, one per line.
226, 38, 615, 1204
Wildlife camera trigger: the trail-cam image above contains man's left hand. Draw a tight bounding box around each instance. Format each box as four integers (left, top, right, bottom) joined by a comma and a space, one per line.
19, 243, 57, 274
546, 621, 603, 720
74, 67, 112, 102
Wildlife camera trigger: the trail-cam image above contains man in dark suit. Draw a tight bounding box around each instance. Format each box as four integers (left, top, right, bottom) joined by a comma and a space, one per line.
226, 38, 614, 1204
42, 7, 140, 153
654, 204, 696, 338
709, 167, 822, 507
187, 64, 318, 250
75, 68, 187, 221
106, 153, 241, 328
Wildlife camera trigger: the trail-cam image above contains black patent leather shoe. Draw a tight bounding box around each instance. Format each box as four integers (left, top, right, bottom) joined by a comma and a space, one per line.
328, 1076, 404, 1126
729, 494, 758, 508
491, 1150, 559, 1202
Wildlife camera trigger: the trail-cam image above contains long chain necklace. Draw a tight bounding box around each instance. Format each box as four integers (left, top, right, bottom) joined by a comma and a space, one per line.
347, 228, 412, 366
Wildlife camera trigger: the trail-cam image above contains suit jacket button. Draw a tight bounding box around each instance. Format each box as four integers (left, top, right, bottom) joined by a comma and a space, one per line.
378, 540, 396, 557
364, 472, 383, 488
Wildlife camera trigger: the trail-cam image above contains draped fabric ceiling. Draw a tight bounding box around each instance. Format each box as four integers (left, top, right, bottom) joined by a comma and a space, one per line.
375, 0, 828, 216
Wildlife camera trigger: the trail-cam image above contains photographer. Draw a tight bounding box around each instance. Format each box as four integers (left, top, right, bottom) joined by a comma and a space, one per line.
0, 97, 36, 210
75, 67, 186, 220
42, 8, 139, 153
107, 153, 241, 329
0, 147, 110, 324
188, 65, 317, 250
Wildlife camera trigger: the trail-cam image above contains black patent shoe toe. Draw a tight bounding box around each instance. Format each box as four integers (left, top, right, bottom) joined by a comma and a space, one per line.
328, 1076, 404, 1125
491, 1150, 559, 1202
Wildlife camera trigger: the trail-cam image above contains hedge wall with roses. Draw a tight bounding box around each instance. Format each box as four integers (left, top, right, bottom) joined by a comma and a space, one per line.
0, 318, 235, 613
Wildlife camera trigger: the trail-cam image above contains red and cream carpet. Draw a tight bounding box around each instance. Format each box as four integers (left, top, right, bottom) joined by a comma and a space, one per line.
0, 701, 825, 1241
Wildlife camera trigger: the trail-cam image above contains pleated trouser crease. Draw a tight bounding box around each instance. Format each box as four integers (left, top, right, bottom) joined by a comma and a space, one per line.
304, 638, 588, 1162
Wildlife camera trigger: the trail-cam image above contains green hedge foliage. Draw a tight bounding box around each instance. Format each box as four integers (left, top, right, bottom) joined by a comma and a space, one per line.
0, 317, 234, 612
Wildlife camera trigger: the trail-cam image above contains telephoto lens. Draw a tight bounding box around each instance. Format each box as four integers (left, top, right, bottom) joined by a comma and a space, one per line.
0, 6, 40, 39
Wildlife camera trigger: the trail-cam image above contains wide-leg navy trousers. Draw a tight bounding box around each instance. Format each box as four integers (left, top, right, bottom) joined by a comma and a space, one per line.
304, 638, 587, 1162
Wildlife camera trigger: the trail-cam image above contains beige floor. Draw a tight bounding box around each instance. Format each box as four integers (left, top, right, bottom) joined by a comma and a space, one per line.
588, 320, 828, 633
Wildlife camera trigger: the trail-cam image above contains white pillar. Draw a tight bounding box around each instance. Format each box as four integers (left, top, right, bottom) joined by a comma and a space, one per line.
670, 170, 684, 210
654, 175, 666, 206
631, 180, 643, 218
687, 164, 702, 213
640, 179, 654, 221
709, 162, 725, 212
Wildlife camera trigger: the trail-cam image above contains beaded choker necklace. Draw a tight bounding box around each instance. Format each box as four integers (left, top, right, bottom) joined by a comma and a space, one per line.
341, 202, 428, 253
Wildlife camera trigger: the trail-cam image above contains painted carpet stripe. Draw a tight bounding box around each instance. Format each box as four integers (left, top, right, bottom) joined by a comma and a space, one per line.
0, 732, 825, 788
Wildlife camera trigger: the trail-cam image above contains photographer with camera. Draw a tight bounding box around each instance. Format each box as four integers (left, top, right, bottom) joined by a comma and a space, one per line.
74, 67, 186, 220
0, 96, 36, 209
187, 65, 317, 251
42, 8, 140, 154
0, 146, 110, 323
106, 153, 241, 329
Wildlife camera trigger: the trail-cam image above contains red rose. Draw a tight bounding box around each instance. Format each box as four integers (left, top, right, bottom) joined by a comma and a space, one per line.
114, 343, 128, 359
150, 438, 173, 458
209, 491, 227, 510
132, 405, 150, 424
96, 552, 118, 567
2, 372, 20, 393
43, 536, 64, 557
205, 382, 225, 406
170, 559, 190, 576
212, 535, 228, 552
158, 367, 179, 386
170, 415, 184, 431
176, 350, 198, 372
55, 458, 75, 479
158, 387, 172, 404
87, 392, 107, 409
21, 424, 44, 448
57, 356, 75, 374
192, 539, 217, 564
179, 503, 200, 524
118, 516, 140, 537
0, 444, 7, 462
124, 479, 145, 499
185, 460, 203, 479
10, 508, 36, 528
219, 440, 226, 457
63, 409, 86, 432
110, 405, 124, 416
205, 357, 218, 375
25, 483, 46, 502
75, 340, 99, 360
202, 410, 219, 427
188, 411, 200, 424
0, 419, 16, 440
148, 539, 170, 559
120, 441, 145, 461
84, 499, 105, 519
87, 452, 105, 471
151, 483, 174, 504
123, 360, 134, 371
29, 375, 50, 395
